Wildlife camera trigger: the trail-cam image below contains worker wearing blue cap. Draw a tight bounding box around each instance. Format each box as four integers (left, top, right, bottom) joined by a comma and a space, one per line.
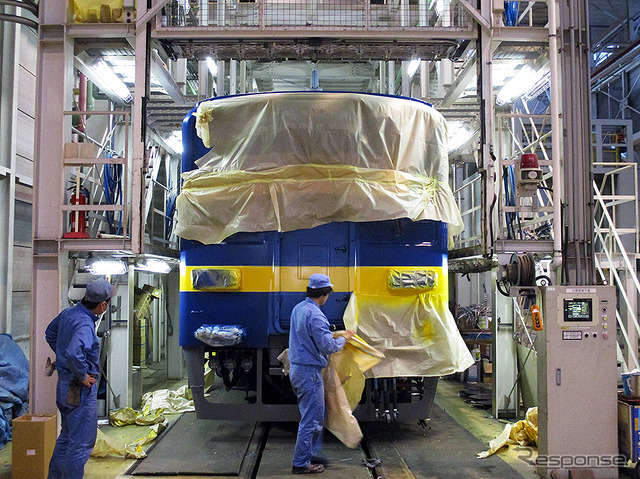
289, 273, 355, 474
45, 279, 116, 479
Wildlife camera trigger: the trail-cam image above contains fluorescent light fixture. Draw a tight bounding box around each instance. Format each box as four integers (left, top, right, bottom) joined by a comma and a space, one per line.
206, 57, 218, 77
136, 258, 172, 274
407, 59, 421, 77
496, 65, 544, 105
164, 131, 183, 155
448, 121, 476, 152
87, 258, 128, 276
91, 60, 132, 103
107, 56, 162, 88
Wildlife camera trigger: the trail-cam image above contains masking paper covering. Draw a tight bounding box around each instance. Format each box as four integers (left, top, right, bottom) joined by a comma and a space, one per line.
343, 292, 474, 377
478, 407, 538, 458
91, 422, 167, 459
324, 336, 384, 448
175, 92, 463, 244
140, 385, 195, 414
109, 407, 165, 427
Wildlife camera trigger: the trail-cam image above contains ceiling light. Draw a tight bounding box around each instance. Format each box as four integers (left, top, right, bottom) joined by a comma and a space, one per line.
448, 121, 477, 152
136, 258, 172, 274
408, 59, 421, 77
91, 60, 132, 103
496, 66, 544, 105
164, 131, 183, 155
206, 57, 218, 77
87, 258, 128, 276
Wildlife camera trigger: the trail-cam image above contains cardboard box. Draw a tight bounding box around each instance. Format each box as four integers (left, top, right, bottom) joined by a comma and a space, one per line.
12, 414, 57, 479
64, 142, 96, 159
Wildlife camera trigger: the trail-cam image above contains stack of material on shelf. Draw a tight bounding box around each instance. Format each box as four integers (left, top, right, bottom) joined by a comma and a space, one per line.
72, 0, 135, 23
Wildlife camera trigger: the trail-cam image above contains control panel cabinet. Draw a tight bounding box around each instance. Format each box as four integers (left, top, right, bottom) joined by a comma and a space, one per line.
538, 286, 618, 479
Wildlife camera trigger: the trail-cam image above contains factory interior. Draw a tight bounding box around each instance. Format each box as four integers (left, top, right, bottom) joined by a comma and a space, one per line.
1, 0, 640, 478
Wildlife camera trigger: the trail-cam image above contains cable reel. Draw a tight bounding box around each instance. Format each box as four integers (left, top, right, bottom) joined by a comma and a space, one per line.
497, 253, 536, 296
497, 253, 548, 331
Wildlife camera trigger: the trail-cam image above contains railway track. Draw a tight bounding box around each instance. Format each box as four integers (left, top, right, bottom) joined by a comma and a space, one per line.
128, 407, 528, 478
241, 421, 417, 479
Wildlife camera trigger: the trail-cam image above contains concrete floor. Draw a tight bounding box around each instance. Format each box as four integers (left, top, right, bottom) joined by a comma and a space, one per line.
0, 374, 633, 478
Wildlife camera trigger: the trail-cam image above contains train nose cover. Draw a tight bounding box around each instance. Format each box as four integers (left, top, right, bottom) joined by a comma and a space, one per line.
174, 91, 463, 245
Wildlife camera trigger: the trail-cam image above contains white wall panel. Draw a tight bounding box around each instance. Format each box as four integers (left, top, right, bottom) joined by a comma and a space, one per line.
18, 28, 37, 74
11, 292, 30, 338
13, 200, 31, 247
12, 246, 31, 291
18, 66, 36, 118
15, 111, 34, 161
15, 155, 33, 186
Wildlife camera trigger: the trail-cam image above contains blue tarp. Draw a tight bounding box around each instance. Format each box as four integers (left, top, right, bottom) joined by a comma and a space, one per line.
0, 334, 29, 449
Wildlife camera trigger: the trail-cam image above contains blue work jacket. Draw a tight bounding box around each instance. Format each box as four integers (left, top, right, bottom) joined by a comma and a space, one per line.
288, 297, 346, 368
45, 304, 100, 382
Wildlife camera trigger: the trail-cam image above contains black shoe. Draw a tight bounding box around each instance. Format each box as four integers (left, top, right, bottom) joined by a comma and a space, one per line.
292, 464, 325, 474
311, 456, 329, 466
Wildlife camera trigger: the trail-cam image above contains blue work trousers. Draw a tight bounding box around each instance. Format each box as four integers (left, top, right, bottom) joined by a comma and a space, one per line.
290, 364, 325, 467
48, 379, 98, 479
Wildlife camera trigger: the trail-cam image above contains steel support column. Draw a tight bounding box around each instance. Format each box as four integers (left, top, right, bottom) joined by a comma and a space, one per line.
166, 270, 182, 379
559, 0, 594, 285
0, 12, 18, 335
478, 0, 495, 259
109, 268, 134, 410
387, 60, 395, 95
31, 1, 73, 414
492, 266, 519, 418
132, 2, 149, 254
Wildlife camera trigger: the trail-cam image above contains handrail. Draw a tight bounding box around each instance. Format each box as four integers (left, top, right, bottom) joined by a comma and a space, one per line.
595, 258, 640, 371
160, 0, 474, 30
593, 179, 640, 372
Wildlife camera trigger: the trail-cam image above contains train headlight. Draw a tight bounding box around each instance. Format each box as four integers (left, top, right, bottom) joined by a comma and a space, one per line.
191, 268, 241, 290
387, 269, 437, 291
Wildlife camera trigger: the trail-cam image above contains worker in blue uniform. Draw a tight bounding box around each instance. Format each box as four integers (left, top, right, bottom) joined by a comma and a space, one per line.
45, 279, 116, 479
289, 273, 355, 474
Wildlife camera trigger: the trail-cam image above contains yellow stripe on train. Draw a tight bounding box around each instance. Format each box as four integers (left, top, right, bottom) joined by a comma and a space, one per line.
180, 265, 447, 298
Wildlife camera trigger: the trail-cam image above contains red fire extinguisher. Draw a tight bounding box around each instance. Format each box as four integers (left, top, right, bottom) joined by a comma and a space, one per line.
64, 185, 90, 239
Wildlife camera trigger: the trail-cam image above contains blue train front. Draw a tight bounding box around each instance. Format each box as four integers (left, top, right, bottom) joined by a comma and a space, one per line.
176, 91, 472, 421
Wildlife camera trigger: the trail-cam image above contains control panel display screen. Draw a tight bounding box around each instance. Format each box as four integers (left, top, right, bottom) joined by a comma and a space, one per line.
563, 298, 593, 322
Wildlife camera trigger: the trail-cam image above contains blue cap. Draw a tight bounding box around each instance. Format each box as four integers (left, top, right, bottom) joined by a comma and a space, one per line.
308, 273, 333, 289
85, 279, 117, 303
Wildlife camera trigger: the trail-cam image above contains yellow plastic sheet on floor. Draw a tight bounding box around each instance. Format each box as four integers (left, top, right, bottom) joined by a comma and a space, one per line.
109, 406, 166, 427
323, 335, 384, 448
140, 385, 195, 413
91, 422, 167, 459
477, 407, 538, 458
